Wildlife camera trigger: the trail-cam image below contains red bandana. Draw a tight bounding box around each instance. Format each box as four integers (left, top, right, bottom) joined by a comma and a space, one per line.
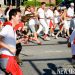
3, 21, 12, 26
3, 21, 24, 31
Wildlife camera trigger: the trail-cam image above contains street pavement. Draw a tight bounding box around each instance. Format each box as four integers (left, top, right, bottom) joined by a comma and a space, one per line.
19, 36, 75, 75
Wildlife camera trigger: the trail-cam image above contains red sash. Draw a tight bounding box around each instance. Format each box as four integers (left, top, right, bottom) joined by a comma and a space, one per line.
0, 54, 23, 75
3, 21, 12, 26
49, 20, 54, 28
0, 21, 3, 25
59, 25, 63, 30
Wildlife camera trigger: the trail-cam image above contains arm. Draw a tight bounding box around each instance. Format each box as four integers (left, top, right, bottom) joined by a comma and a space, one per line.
16, 38, 25, 44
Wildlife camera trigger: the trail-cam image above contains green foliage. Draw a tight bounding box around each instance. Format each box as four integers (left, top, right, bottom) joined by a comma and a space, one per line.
56, 0, 73, 5
24, 1, 41, 6
56, 0, 63, 5
47, 3, 55, 6
23, 0, 55, 7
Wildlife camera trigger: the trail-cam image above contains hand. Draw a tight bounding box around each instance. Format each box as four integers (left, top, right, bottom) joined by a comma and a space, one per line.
8, 46, 16, 54
18, 38, 25, 43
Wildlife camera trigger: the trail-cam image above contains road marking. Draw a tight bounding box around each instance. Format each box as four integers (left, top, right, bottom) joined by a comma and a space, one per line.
45, 50, 71, 53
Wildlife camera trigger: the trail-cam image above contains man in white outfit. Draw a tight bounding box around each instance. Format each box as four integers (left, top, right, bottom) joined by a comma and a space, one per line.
37, 2, 50, 40
45, 5, 55, 36
67, 3, 74, 30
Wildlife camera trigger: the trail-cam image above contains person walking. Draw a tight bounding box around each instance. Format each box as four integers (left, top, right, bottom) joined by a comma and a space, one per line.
37, 2, 50, 41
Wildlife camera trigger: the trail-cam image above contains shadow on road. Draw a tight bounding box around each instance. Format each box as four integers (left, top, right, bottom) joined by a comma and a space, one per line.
58, 41, 67, 44
22, 57, 71, 62
43, 63, 72, 75
43, 63, 57, 75
21, 37, 68, 46
21, 57, 72, 75
22, 41, 67, 46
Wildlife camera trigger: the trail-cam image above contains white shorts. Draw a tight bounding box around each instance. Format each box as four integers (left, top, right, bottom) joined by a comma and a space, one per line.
63, 20, 69, 30
54, 17, 59, 24
28, 19, 36, 33
29, 19, 35, 26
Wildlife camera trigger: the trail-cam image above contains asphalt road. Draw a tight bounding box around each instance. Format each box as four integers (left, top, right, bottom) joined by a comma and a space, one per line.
19, 37, 74, 75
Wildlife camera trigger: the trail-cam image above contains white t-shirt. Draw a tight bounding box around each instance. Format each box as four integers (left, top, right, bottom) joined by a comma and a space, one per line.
5, 10, 10, 19
54, 10, 60, 23
67, 7, 74, 17
0, 25, 16, 56
24, 11, 31, 15
38, 8, 45, 19
29, 18, 35, 26
54, 10, 59, 17
45, 9, 54, 19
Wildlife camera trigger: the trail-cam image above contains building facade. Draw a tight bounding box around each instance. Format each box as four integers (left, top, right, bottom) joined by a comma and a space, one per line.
38, 0, 56, 4
3, 0, 56, 6
3, 0, 22, 5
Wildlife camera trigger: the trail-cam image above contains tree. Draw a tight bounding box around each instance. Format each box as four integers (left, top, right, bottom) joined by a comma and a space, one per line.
56, 0, 63, 5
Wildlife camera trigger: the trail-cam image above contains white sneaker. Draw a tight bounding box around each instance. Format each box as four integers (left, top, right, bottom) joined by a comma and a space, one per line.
51, 33, 55, 37
48, 34, 51, 37
44, 36, 50, 41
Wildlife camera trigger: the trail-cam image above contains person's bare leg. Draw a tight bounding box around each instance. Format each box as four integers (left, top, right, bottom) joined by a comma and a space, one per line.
55, 27, 63, 38
50, 28, 55, 37
32, 32, 41, 44
66, 29, 70, 37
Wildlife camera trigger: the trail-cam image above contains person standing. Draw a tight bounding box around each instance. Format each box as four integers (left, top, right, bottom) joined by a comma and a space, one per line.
0, 9, 23, 75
